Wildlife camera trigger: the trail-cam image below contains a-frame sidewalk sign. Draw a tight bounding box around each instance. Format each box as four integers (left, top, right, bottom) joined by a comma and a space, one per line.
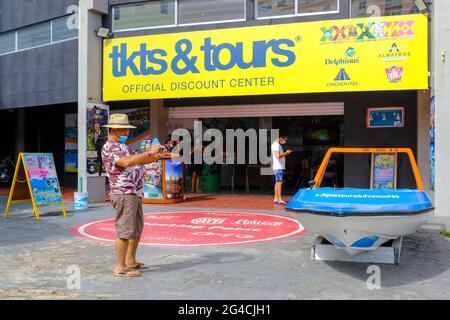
4, 153, 67, 221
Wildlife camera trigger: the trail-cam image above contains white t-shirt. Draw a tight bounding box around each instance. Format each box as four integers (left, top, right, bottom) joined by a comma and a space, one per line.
271, 141, 285, 170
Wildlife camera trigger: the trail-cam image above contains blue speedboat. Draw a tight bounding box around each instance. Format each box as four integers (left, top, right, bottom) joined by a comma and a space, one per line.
286, 148, 434, 255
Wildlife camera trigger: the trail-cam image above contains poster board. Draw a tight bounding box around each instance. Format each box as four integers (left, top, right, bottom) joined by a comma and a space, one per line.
4, 153, 67, 220
65, 107, 150, 173
366, 107, 404, 128
65, 113, 78, 172
143, 160, 164, 200
370, 153, 398, 189
86, 103, 109, 176
165, 160, 183, 200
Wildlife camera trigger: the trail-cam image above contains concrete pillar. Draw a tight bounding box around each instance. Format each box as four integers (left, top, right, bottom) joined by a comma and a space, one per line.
433, 1, 450, 218
150, 99, 169, 142
78, 0, 108, 200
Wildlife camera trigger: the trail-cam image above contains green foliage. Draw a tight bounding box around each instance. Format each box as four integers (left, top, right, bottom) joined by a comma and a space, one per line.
441, 232, 450, 239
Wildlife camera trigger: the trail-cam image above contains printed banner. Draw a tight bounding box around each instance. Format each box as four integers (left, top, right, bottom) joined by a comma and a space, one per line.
86, 103, 109, 176
4, 153, 67, 220
23, 153, 63, 205
142, 139, 163, 200
371, 153, 397, 189
143, 161, 163, 200
430, 96, 435, 191
165, 160, 183, 200
65, 114, 78, 173
366, 107, 404, 128
103, 14, 428, 101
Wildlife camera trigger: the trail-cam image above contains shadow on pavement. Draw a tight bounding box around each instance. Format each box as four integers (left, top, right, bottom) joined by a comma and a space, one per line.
142, 252, 254, 274
183, 195, 217, 203
321, 230, 450, 288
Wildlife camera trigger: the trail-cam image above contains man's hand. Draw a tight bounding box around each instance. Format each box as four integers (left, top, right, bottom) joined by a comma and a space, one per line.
116, 147, 164, 168
149, 144, 164, 154
276, 149, 293, 159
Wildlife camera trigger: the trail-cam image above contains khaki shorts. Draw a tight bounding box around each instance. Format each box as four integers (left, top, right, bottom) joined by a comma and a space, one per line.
110, 194, 144, 240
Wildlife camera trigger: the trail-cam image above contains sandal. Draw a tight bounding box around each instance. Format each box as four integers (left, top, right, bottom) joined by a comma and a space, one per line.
113, 268, 141, 277
127, 262, 149, 270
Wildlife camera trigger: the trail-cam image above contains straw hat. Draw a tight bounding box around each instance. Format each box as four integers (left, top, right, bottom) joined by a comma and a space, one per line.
103, 114, 136, 129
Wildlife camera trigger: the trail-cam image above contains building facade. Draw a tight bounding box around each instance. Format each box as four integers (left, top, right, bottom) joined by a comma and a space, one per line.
2, 0, 449, 220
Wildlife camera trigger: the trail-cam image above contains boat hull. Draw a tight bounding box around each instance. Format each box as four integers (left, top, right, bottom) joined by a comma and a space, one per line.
291, 210, 434, 255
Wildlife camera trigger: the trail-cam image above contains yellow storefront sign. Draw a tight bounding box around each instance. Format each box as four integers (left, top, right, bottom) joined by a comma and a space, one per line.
103, 14, 428, 101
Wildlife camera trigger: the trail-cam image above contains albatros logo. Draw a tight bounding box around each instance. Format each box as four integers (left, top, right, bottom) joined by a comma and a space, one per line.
109, 37, 297, 77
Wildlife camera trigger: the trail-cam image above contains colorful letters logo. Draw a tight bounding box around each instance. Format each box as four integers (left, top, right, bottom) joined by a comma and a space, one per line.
385, 66, 403, 83
320, 20, 415, 43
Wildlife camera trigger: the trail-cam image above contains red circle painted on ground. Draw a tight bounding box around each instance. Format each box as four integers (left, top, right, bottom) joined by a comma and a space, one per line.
71, 211, 305, 247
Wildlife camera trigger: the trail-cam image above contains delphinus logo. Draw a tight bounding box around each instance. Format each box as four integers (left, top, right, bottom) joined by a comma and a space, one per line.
325, 47, 360, 66
345, 47, 356, 57
109, 37, 297, 77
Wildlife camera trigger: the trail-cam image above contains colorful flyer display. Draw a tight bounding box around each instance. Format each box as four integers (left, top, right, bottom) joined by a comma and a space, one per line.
141, 139, 163, 199
86, 103, 109, 176
165, 160, 183, 200
5, 153, 67, 220
143, 160, 163, 200
64, 114, 78, 173
370, 153, 398, 189
430, 96, 435, 191
65, 107, 150, 173
24, 153, 63, 204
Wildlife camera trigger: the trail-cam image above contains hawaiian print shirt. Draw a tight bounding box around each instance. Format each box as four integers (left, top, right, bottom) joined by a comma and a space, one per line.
101, 141, 144, 198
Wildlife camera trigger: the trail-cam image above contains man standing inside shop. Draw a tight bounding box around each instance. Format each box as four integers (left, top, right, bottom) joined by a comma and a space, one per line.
271, 131, 293, 205
102, 114, 165, 277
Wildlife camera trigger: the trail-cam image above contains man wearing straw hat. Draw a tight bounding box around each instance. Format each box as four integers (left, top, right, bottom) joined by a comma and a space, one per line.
102, 113, 165, 277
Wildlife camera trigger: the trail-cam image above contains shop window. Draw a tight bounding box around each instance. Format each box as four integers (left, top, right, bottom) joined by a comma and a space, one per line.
0, 15, 78, 56
257, 0, 295, 18
17, 22, 51, 50
297, 0, 338, 14
113, 0, 176, 32
52, 15, 78, 43
358, 1, 367, 10
178, 0, 246, 25
0, 32, 16, 55
351, 0, 418, 18
256, 0, 338, 19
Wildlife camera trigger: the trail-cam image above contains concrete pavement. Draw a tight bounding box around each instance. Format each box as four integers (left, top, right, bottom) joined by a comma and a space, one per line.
0, 196, 449, 300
